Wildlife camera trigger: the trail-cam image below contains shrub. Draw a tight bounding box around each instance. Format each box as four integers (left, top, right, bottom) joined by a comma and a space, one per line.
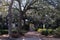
41, 29, 53, 36
37, 28, 43, 33
48, 29, 53, 35
41, 29, 48, 36
1, 30, 8, 34
54, 27, 60, 37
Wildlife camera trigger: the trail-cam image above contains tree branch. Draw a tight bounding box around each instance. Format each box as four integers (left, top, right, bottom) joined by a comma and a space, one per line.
12, 7, 20, 12
27, 7, 38, 10
16, 0, 22, 11
25, 6, 40, 12
24, 0, 38, 11
13, 5, 20, 12
23, 0, 30, 10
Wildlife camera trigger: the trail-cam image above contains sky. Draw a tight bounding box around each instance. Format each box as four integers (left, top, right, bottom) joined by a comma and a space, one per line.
5, 0, 26, 10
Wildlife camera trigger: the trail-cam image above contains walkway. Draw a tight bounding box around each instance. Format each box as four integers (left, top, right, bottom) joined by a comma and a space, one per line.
24, 31, 41, 37
0, 32, 60, 40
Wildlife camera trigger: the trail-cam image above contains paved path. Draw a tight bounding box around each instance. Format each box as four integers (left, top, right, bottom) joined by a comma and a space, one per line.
24, 31, 41, 37
42, 38, 60, 40
0, 32, 60, 40
0, 37, 42, 40
0, 37, 60, 40
0, 32, 42, 40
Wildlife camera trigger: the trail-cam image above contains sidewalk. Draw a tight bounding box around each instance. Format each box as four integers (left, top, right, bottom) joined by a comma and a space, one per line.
0, 32, 60, 40
0, 34, 9, 38
24, 31, 41, 37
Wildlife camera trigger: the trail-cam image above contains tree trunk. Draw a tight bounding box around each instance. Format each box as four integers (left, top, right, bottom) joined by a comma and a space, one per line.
17, 12, 22, 34
8, 0, 13, 38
